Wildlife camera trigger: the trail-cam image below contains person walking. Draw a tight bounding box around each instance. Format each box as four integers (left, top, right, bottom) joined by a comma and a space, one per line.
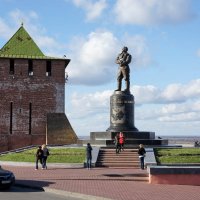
42, 144, 49, 170
138, 144, 146, 170
114, 133, 120, 154
86, 143, 93, 169
35, 146, 43, 170
119, 132, 125, 151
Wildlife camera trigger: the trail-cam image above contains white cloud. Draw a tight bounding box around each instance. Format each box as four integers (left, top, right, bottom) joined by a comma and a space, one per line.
68, 90, 112, 119
71, 0, 107, 21
67, 79, 200, 125
29, 11, 39, 19
67, 31, 120, 85
133, 85, 160, 104
161, 79, 200, 102
161, 103, 191, 115
197, 49, 200, 57
113, 0, 194, 25
67, 31, 152, 85
0, 18, 13, 39
158, 100, 200, 122
9, 9, 39, 28
122, 35, 152, 67
132, 79, 200, 104
135, 80, 200, 122
34, 35, 59, 50
158, 112, 200, 122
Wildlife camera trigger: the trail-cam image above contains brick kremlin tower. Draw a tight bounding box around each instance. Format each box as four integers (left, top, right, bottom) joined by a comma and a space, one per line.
0, 24, 78, 151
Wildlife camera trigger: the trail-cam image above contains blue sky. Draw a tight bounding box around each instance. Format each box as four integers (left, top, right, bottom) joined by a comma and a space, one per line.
1, 0, 200, 136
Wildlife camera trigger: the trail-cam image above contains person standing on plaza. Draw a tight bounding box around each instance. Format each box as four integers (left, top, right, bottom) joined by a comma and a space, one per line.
138, 144, 146, 170
114, 133, 120, 154
35, 146, 43, 170
86, 143, 93, 169
119, 132, 125, 151
42, 144, 49, 170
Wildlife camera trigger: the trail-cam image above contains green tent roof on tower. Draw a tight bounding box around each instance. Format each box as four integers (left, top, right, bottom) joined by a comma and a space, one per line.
0, 24, 69, 61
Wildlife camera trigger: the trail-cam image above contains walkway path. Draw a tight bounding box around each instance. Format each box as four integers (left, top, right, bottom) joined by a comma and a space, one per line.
3, 165, 200, 200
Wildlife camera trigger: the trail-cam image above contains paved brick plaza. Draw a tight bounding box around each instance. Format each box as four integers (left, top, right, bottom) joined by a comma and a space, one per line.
4, 165, 200, 200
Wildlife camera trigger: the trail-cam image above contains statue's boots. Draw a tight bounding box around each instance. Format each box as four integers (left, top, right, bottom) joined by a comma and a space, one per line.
115, 81, 121, 91
123, 80, 130, 93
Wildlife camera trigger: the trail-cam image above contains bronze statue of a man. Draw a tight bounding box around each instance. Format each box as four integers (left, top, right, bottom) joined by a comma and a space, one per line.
115, 46, 132, 92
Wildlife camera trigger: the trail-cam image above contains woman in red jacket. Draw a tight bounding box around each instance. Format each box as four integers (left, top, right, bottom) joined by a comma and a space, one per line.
119, 132, 125, 151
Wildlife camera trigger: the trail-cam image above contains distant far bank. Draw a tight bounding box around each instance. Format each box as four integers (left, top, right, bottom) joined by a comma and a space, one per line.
78, 135, 200, 146
161, 135, 200, 145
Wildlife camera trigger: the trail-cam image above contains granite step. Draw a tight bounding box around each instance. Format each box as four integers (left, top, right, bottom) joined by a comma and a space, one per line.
97, 148, 141, 168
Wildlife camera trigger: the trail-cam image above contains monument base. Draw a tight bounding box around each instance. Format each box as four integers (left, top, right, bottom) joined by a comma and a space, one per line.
78, 131, 168, 147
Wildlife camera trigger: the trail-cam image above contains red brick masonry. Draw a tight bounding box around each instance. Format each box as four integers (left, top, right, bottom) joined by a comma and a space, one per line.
148, 166, 200, 186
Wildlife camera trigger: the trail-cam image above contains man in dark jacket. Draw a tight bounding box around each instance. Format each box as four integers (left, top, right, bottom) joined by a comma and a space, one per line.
86, 143, 93, 169
138, 144, 146, 170
114, 133, 120, 154
35, 146, 43, 170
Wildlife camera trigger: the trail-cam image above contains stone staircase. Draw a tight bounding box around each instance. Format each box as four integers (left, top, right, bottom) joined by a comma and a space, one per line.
95, 148, 149, 182
96, 148, 140, 168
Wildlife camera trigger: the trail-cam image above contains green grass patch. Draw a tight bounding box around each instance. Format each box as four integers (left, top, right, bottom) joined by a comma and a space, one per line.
0, 147, 86, 163
154, 148, 200, 164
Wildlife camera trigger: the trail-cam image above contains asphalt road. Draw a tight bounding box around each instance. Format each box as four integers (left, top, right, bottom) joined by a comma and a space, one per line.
0, 186, 85, 200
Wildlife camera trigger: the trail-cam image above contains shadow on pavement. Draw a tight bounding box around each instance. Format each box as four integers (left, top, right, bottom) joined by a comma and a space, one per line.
0, 186, 42, 193
13, 179, 55, 191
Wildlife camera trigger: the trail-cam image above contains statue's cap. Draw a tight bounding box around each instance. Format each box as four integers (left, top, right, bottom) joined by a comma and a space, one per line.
122, 46, 128, 51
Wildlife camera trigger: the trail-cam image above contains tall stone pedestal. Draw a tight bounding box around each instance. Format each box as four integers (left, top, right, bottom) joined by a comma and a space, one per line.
107, 91, 138, 132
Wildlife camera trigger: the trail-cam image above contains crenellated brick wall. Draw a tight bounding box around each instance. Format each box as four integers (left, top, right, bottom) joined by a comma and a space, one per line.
0, 58, 76, 152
